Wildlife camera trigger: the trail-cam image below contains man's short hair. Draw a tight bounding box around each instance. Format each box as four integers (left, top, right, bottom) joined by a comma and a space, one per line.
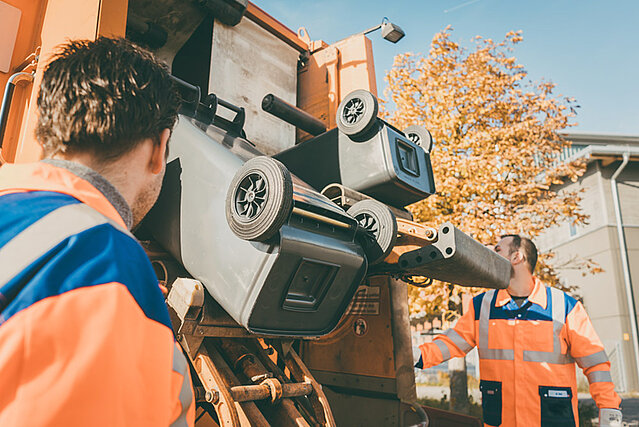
501, 234, 538, 273
36, 37, 179, 160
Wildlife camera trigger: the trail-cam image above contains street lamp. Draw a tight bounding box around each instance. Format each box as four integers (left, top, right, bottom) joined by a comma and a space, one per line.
361, 17, 405, 43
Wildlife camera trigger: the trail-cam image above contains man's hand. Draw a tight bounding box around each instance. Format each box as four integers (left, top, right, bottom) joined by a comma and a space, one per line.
599, 408, 622, 427
159, 282, 168, 297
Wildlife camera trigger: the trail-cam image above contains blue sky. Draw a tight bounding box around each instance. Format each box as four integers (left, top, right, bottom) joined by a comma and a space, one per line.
254, 0, 639, 135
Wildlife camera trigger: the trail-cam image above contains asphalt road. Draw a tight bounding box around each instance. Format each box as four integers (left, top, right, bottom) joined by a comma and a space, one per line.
417, 386, 639, 423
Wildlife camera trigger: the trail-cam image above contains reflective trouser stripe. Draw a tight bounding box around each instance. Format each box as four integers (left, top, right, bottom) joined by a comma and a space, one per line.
171, 345, 193, 427
523, 288, 573, 364
445, 329, 473, 353
587, 370, 613, 383
478, 290, 514, 361
0, 203, 130, 293
434, 339, 451, 361
576, 350, 609, 369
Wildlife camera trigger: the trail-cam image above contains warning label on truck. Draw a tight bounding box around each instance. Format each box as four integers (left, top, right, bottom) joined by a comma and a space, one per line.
349, 301, 380, 315
347, 286, 380, 315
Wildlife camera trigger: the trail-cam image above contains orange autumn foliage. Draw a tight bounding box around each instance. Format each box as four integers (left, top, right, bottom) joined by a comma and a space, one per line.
383, 27, 599, 319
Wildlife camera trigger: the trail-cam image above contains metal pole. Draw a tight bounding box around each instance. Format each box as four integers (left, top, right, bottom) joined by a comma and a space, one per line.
610, 153, 639, 389
261, 93, 326, 136
361, 24, 382, 35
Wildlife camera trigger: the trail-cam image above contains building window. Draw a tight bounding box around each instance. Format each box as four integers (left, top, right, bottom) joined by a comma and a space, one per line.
568, 215, 580, 238
569, 222, 578, 237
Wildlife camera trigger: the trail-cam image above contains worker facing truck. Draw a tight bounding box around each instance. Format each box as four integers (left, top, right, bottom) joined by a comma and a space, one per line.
0, 38, 194, 426
416, 235, 622, 426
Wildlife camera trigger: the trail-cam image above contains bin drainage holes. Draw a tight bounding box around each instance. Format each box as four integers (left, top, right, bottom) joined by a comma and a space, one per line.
445, 247, 453, 255
442, 226, 450, 234
416, 256, 423, 263
430, 251, 437, 259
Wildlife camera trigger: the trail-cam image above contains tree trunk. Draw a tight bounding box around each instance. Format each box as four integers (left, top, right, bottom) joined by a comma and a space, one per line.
449, 356, 470, 414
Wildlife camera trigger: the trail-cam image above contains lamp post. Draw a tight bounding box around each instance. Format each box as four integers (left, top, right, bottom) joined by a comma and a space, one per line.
360, 17, 405, 44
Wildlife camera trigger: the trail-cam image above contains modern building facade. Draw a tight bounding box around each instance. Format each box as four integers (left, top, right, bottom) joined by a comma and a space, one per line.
537, 133, 639, 392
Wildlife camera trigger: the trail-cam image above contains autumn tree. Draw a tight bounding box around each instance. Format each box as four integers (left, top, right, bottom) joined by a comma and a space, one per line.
383, 27, 595, 412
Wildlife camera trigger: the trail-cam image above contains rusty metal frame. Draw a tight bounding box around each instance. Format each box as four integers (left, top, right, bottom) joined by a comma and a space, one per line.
383, 217, 438, 265
162, 271, 336, 425
284, 347, 337, 427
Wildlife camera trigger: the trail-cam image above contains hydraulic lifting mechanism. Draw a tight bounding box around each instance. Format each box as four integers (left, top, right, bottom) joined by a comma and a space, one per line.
0, 0, 512, 425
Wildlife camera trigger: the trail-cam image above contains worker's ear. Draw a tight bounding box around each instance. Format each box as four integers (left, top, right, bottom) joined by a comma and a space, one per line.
511, 249, 524, 266
149, 128, 171, 174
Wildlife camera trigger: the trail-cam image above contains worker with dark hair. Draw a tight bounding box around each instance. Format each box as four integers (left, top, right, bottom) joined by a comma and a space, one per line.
0, 38, 193, 426
416, 234, 622, 427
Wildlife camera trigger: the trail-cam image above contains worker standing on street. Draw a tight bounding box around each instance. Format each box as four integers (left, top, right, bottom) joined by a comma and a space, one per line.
416, 235, 622, 427
0, 38, 194, 426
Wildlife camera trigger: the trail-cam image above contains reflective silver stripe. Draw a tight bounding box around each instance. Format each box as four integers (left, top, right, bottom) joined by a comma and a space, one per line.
172, 344, 188, 373
478, 290, 514, 361
484, 349, 517, 360
576, 350, 609, 369
171, 345, 193, 427
523, 287, 573, 365
0, 203, 131, 288
523, 351, 573, 364
587, 370, 613, 383
434, 339, 451, 361
172, 369, 192, 427
445, 329, 473, 353
478, 290, 495, 350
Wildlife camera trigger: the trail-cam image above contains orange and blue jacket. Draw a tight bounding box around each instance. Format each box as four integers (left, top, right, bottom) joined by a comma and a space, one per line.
0, 160, 195, 426
417, 278, 621, 427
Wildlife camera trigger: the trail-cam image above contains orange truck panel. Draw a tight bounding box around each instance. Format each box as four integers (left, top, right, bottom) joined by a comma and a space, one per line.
333, 34, 378, 99
297, 34, 378, 143
0, 0, 46, 163
0, 0, 127, 164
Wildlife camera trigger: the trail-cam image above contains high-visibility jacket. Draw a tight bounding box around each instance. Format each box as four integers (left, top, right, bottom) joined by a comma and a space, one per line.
417, 278, 621, 427
0, 161, 195, 426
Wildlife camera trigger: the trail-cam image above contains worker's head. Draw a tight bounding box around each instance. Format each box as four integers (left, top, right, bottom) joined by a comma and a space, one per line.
495, 234, 538, 275
36, 37, 179, 226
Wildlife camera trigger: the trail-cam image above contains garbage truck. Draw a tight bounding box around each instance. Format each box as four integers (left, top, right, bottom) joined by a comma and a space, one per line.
0, 0, 512, 425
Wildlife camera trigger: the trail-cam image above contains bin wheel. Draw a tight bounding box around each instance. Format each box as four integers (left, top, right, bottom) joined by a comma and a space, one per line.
336, 90, 379, 138
347, 199, 397, 264
226, 156, 293, 242
403, 125, 433, 153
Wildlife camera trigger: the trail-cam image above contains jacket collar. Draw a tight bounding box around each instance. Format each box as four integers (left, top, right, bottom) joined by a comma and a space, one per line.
494, 277, 547, 309
0, 161, 132, 229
